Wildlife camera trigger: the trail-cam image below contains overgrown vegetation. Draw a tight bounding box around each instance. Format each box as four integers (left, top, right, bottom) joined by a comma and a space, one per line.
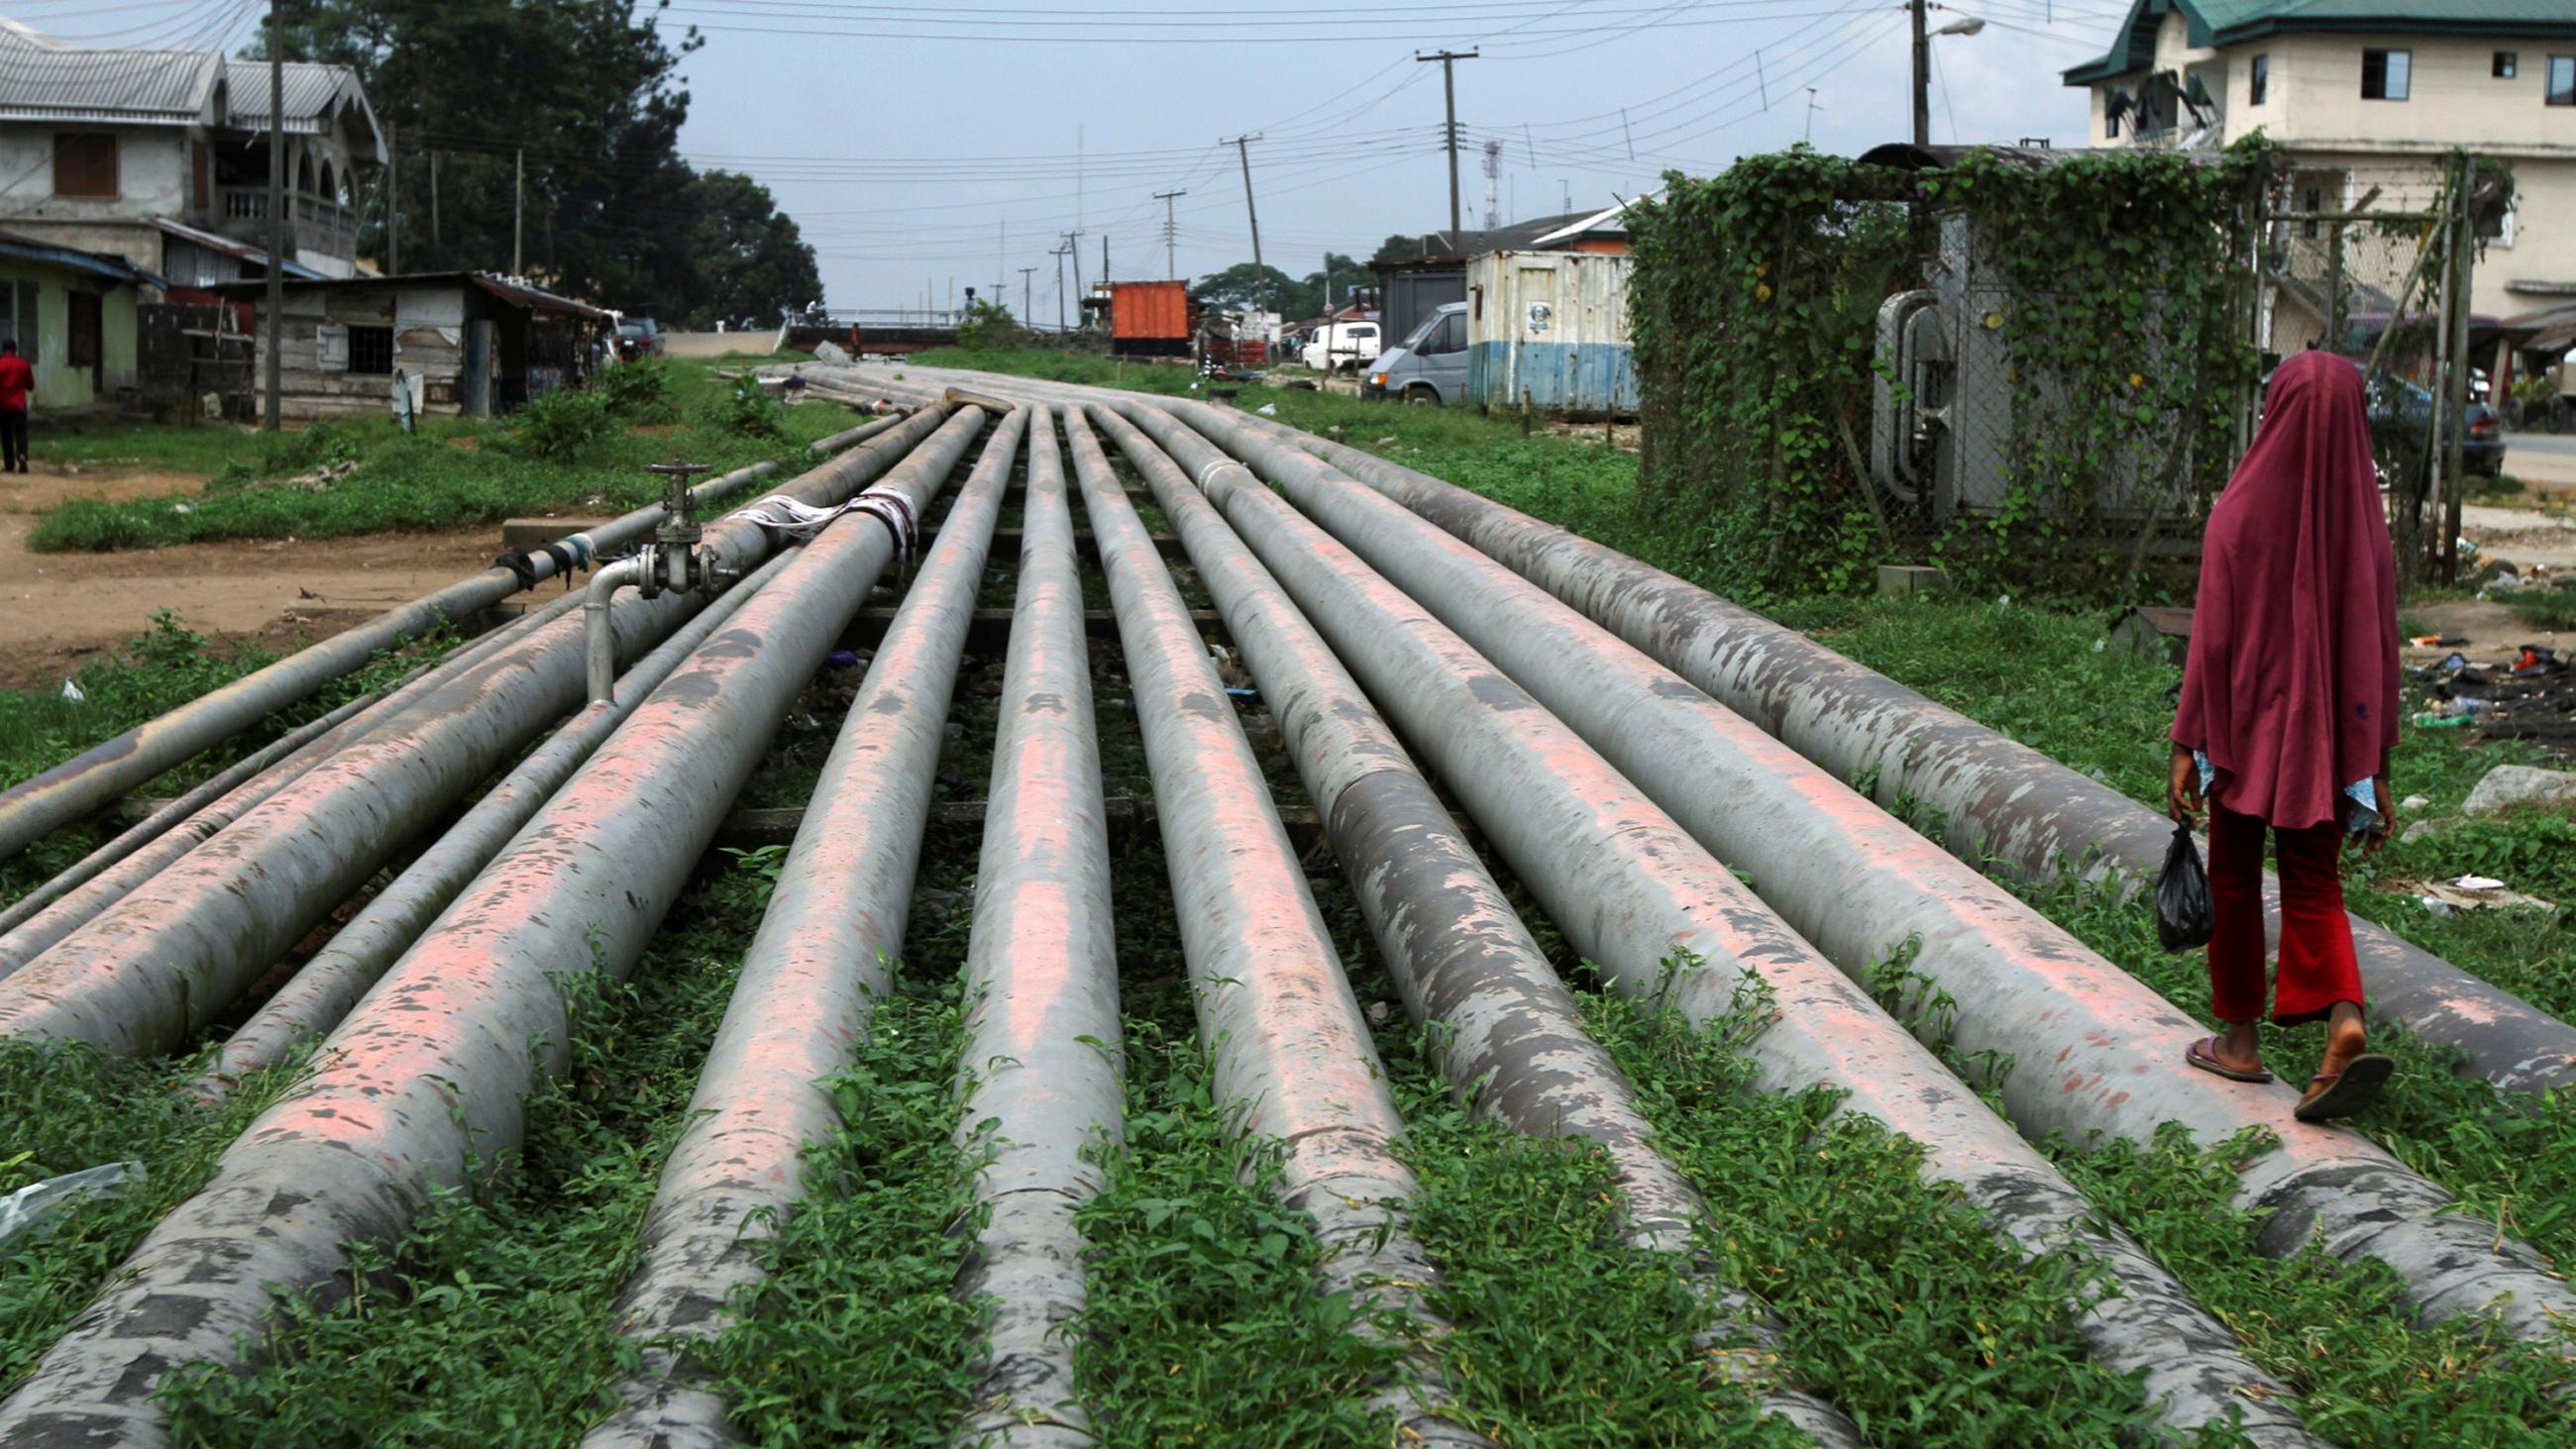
1627, 143, 2269, 602
26, 361, 842, 553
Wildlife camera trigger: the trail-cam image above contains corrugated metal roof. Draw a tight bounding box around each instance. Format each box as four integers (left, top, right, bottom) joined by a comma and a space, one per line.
150, 217, 328, 280
0, 228, 165, 287
224, 61, 352, 125
207, 270, 612, 320
0, 22, 217, 124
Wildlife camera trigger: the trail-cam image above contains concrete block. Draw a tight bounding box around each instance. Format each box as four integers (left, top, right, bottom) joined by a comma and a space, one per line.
1877, 564, 1949, 599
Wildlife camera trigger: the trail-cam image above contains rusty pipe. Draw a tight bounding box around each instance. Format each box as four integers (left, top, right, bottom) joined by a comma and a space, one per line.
583, 404, 1025, 1447
943, 404, 1123, 1448
1092, 405, 1876, 1441
1190, 407, 2576, 1352
0, 409, 954, 1058
181, 544, 805, 1104
0, 407, 992, 1449
1109, 400, 2326, 1447
1061, 407, 1491, 1448
1219, 408, 2576, 1096
0, 459, 783, 868
0, 590, 588, 982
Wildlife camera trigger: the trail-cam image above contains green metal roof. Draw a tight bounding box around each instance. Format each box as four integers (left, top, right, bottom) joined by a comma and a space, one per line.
2063, 0, 2576, 86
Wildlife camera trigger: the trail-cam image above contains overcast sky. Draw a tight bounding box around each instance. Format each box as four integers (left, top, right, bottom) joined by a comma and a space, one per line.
40, 0, 2123, 313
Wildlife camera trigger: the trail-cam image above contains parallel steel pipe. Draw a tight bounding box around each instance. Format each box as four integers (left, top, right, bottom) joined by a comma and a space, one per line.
1194, 408, 2576, 1350
0, 410, 952, 1058
0, 591, 587, 981
0, 407, 992, 1448
1226, 409, 2576, 1095
1063, 409, 1490, 1448
582, 405, 1023, 1447
0, 458, 781, 867
1113, 402, 2321, 1447
1094, 407, 1877, 1438
183, 546, 804, 1102
948, 405, 1123, 1448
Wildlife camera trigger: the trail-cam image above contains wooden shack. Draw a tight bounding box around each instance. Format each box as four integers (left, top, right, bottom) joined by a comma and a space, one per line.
214, 271, 608, 420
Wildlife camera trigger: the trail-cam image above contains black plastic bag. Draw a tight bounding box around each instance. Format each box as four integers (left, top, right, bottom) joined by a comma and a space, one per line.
2157, 822, 2214, 953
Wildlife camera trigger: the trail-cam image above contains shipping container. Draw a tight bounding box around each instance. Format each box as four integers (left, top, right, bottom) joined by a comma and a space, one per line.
1464, 251, 1637, 418
1111, 279, 1193, 357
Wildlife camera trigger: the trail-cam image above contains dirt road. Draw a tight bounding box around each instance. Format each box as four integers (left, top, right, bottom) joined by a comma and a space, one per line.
0, 466, 504, 691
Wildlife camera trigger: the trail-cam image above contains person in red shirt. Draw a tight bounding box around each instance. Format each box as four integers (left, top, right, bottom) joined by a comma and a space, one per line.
0, 338, 33, 473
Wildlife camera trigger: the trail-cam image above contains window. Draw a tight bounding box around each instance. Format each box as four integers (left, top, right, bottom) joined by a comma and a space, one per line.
2250, 53, 2269, 106
11, 282, 34, 362
2551, 55, 2575, 107
347, 325, 394, 375
51, 133, 117, 197
190, 140, 209, 208
2362, 49, 2411, 101
1433, 312, 1466, 355
68, 292, 101, 371
2495, 52, 2519, 79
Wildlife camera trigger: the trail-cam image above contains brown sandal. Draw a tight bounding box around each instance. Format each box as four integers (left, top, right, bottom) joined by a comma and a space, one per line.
2294, 1055, 2395, 1122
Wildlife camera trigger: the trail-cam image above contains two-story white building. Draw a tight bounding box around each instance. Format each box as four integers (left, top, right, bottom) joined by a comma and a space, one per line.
0, 21, 381, 286
2064, 0, 2576, 332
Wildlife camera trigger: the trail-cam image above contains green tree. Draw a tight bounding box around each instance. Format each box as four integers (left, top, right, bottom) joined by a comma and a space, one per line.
262, 0, 815, 323
1370, 232, 1429, 264
1301, 252, 1364, 314
1190, 262, 1307, 319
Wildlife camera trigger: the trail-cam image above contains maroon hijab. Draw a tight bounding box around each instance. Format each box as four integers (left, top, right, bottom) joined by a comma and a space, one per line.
2172, 351, 2399, 829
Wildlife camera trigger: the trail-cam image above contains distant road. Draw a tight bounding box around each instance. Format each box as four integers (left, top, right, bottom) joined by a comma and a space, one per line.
661, 332, 775, 360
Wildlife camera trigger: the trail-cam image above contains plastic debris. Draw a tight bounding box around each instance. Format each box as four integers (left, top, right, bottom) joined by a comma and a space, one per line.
58, 679, 83, 704
1256, 403, 1278, 417
0, 1162, 145, 1248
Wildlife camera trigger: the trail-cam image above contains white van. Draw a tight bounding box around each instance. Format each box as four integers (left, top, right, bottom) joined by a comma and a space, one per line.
1301, 320, 1381, 372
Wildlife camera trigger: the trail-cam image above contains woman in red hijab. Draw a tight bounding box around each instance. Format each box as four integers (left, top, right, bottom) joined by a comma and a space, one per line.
2169, 350, 2399, 1122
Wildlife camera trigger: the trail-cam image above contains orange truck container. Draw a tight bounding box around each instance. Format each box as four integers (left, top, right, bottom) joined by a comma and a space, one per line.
1110, 280, 1193, 357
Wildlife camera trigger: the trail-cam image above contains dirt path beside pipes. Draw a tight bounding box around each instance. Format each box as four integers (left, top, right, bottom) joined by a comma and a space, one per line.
0, 465, 506, 690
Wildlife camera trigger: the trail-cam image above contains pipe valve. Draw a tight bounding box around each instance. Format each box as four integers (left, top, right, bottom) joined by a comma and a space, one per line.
636, 461, 715, 598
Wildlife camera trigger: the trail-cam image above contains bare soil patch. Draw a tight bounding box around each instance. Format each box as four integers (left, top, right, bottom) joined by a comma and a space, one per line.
0, 464, 501, 690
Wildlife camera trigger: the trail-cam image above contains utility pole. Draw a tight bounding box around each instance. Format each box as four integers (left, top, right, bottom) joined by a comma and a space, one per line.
385, 121, 397, 274
1020, 265, 1037, 327
1053, 244, 1069, 332
1804, 87, 1823, 144
513, 146, 524, 275
428, 149, 440, 264
1154, 189, 1186, 279
1063, 229, 1086, 303
1417, 49, 1478, 233
1101, 234, 1109, 288
264, 0, 283, 432
1224, 134, 1266, 316
1910, 0, 1930, 148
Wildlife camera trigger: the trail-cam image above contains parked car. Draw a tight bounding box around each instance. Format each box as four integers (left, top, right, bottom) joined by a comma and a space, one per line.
1301, 320, 1380, 373
1365, 302, 1469, 405
2367, 375, 2507, 477
616, 317, 666, 361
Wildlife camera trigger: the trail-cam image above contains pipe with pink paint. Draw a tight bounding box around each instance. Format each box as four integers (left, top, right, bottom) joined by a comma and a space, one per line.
1214, 405, 2576, 1098
0, 458, 786, 869
1110, 400, 2324, 1447
0, 409, 955, 1059
583, 405, 1025, 1447
1062, 407, 1493, 1449
940, 404, 1123, 1448
1183, 402, 2576, 1353
0, 406, 995, 1449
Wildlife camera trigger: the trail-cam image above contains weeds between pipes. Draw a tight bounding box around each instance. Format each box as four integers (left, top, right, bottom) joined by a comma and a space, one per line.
0, 1043, 309, 1394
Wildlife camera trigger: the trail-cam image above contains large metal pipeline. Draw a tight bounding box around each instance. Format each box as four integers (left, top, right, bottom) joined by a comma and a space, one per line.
1192, 408, 2576, 1349
1060, 409, 1490, 1448
1110, 402, 2323, 1446
1091, 406, 1878, 1441
947, 405, 1122, 1448
0, 458, 782, 868
182, 545, 805, 1103
0, 408, 953, 1059
1211, 406, 2576, 1096
0, 591, 588, 980
0, 407, 993, 1449
585, 406, 1024, 1447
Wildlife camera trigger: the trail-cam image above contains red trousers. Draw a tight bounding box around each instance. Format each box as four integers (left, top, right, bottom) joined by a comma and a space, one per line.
2205, 800, 2363, 1026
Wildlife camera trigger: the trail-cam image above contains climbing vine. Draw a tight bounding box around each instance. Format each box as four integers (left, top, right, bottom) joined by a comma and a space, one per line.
1631, 139, 2272, 602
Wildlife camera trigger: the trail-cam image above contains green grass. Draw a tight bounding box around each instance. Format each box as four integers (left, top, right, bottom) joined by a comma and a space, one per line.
2509, 588, 2576, 633
26, 361, 849, 553
0, 1041, 312, 1395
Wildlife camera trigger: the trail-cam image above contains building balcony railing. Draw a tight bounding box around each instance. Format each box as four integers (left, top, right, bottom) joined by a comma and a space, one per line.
213, 187, 359, 264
